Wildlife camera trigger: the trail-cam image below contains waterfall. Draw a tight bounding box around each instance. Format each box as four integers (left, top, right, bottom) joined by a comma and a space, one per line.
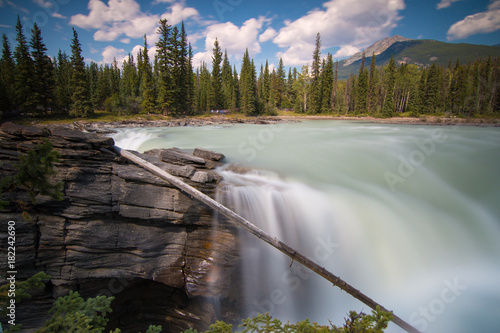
216, 167, 500, 333
112, 122, 500, 333
216, 168, 349, 324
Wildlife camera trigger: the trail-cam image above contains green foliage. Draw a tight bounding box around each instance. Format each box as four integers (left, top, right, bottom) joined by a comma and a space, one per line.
15, 139, 63, 205
0, 272, 51, 317
13, 15, 34, 113
211, 38, 223, 110
29, 23, 54, 114
70, 28, 92, 117
0, 22, 499, 118
181, 307, 392, 333
36, 291, 114, 333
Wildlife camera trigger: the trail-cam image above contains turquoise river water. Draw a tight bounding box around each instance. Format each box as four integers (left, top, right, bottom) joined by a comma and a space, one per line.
111, 120, 500, 333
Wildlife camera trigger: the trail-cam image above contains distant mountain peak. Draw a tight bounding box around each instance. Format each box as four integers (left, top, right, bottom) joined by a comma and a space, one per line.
344, 35, 412, 66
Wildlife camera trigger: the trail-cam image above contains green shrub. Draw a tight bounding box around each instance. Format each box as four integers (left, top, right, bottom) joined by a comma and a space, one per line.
182, 307, 392, 333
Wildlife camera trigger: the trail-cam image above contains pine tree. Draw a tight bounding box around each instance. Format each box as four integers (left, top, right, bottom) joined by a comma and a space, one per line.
367, 53, 378, 114
231, 64, 239, 111
275, 57, 286, 108
382, 55, 396, 117
14, 16, 34, 113
121, 54, 139, 99
240, 49, 257, 115
320, 53, 334, 113
355, 53, 368, 114
423, 63, 441, 114
70, 28, 92, 117
211, 38, 223, 110
309, 32, 322, 113
0, 33, 15, 112
186, 43, 196, 115
156, 19, 172, 115
29, 23, 54, 114
54, 50, 72, 113
88, 61, 99, 110
178, 22, 191, 114
198, 62, 211, 112
140, 35, 156, 114
221, 49, 233, 110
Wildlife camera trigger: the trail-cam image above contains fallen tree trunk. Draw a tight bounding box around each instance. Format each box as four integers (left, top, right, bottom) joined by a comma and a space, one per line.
112, 145, 420, 333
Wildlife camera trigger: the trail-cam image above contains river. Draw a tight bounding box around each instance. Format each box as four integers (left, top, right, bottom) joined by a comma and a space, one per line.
111, 120, 500, 333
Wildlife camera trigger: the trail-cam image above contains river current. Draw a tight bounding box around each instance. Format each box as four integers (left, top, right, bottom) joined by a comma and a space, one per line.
111, 120, 500, 333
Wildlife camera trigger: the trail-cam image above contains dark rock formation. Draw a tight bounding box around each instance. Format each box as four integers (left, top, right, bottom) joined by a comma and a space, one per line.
0, 122, 240, 332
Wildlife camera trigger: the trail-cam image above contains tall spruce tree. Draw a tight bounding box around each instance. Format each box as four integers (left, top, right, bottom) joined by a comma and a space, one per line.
54, 50, 72, 113
14, 16, 34, 113
275, 58, 286, 108
178, 22, 191, 114
367, 53, 378, 114
355, 53, 368, 114
29, 23, 54, 114
240, 49, 257, 115
310, 33, 322, 113
221, 49, 233, 109
156, 19, 172, 115
1, 34, 15, 112
423, 63, 441, 114
320, 53, 334, 113
168, 26, 182, 113
140, 35, 156, 114
211, 38, 223, 110
382, 55, 396, 117
231, 64, 239, 111
70, 28, 92, 117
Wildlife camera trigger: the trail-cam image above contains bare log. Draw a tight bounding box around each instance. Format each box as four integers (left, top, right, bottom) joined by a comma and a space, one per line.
112, 145, 420, 333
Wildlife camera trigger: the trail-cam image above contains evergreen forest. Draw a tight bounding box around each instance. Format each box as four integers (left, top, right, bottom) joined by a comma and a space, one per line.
1, 18, 499, 119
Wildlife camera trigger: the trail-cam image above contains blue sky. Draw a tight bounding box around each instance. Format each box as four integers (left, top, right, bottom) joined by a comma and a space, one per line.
0, 0, 499, 70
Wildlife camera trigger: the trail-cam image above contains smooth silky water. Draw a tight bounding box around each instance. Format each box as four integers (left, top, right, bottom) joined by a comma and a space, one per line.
111, 121, 500, 333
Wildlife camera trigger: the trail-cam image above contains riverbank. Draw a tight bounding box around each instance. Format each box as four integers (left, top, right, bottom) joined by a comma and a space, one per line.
277, 114, 500, 126
23, 113, 500, 132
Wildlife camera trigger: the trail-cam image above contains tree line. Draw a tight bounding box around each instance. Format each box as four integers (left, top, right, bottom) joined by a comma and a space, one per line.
1, 18, 499, 118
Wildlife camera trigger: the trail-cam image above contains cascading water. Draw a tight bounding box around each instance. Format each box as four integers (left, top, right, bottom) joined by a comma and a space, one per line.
111, 121, 500, 333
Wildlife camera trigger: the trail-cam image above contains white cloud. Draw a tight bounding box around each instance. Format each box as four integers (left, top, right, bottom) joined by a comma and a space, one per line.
120, 38, 131, 44
447, 0, 500, 40
203, 17, 266, 57
259, 27, 277, 42
437, 0, 463, 10
101, 45, 127, 65
32, 0, 52, 8
70, 0, 199, 43
130, 44, 158, 64
192, 51, 212, 68
273, 0, 405, 65
52, 12, 66, 19
160, 2, 199, 25
333, 45, 361, 58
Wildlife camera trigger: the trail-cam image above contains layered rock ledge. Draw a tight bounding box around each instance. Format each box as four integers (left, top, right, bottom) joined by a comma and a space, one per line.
0, 122, 240, 332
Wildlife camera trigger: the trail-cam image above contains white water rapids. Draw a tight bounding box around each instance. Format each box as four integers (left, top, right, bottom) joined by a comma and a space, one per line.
111, 120, 500, 333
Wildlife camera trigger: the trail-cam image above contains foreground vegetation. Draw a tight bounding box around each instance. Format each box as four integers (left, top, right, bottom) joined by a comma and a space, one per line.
0, 273, 392, 332
1, 16, 499, 122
